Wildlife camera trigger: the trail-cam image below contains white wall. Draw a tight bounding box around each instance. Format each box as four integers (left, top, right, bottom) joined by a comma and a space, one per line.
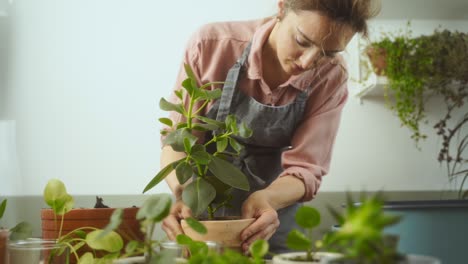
0, 0, 466, 195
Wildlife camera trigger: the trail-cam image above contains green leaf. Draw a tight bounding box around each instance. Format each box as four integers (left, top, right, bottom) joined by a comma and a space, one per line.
249, 239, 269, 259
143, 158, 183, 193
125, 240, 139, 254
175, 161, 193, 184
137, 194, 172, 222
216, 138, 228, 152
238, 122, 253, 138
229, 138, 243, 153
192, 123, 219, 132
197, 88, 223, 101
185, 217, 207, 235
78, 252, 94, 264
191, 149, 211, 165
196, 116, 225, 129
184, 63, 199, 89
73, 230, 87, 239
86, 230, 123, 253
100, 209, 123, 237
0, 199, 6, 219
9, 222, 33, 241
72, 241, 86, 253
176, 234, 193, 245
43, 179, 75, 215
205, 176, 232, 203
184, 137, 193, 154
225, 115, 238, 134
286, 229, 312, 251
295, 206, 321, 229
159, 97, 184, 114
208, 156, 249, 191
175, 90, 183, 100
182, 178, 216, 216
158, 118, 173, 127
163, 128, 198, 152
182, 78, 195, 95
327, 204, 344, 226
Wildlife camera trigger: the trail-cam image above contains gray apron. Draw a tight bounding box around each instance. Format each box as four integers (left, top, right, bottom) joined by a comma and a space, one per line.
205, 43, 311, 253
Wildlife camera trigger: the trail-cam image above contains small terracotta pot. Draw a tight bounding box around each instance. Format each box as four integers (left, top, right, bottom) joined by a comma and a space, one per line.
366, 46, 387, 76
181, 217, 255, 250
0, 228, 9, 264
41, 207, 144, 263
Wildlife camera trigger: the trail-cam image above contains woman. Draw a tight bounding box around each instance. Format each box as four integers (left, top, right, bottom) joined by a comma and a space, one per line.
161, 0, 380, 254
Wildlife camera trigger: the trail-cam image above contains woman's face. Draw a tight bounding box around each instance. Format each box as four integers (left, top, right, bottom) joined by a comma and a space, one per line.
271, 6, 355, 76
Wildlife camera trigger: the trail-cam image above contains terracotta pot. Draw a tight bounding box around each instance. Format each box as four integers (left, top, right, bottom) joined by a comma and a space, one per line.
41, 207, 144, 263
366, 46, 387, 76
0, 229, 9, 264
180, 217, 254, 250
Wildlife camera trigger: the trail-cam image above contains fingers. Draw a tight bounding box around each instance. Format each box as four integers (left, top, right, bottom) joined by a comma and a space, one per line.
161, 215, 183, 240
180, 205, 193, 219
162, 200, 193, 240
241, 211, 280, 252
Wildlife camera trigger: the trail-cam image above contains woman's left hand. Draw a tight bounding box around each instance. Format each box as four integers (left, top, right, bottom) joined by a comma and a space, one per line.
240, 190, 280, 253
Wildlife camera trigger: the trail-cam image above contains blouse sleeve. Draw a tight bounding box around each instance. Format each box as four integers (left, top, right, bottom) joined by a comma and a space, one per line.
278, 59, 349, 202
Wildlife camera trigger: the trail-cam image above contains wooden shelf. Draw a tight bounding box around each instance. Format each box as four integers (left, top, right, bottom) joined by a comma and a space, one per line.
354, 75, 389, 98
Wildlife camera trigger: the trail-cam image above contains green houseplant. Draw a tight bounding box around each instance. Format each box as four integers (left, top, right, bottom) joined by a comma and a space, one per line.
142, 64, 254, 248
40, 179, 126, 263
271, 206, 342, 263
365, 27, 468, 263
272, 195, 440, 264
366, 29, 468, 198
40, 178, 181, 264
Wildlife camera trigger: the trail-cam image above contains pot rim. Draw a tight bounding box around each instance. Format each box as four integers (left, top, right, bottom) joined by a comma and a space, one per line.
181, 217, 255, 224
8, 238, 64, 250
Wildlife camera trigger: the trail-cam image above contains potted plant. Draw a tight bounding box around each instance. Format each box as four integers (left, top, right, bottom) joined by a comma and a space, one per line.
39, 178, 139, 263
365, 28, 468, 263
0, 198, 32, 263
272, 194, 440, 264
271, 205, 342, 264
143, 64, 254, 249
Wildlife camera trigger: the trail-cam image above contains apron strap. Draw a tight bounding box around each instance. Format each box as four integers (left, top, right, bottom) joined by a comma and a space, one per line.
215, 42, 252, 123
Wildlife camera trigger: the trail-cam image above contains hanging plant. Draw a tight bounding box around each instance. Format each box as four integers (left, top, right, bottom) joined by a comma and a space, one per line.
367, 28, 468, 199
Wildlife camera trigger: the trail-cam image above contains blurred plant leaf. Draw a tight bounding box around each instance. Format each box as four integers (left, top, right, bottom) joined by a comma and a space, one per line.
137, 194, 172, 222
185, 217, 207, 235
286, 229, 311, 251
159, 98, 184, 114
9, 221, 33, 241
295, 206, 320, 229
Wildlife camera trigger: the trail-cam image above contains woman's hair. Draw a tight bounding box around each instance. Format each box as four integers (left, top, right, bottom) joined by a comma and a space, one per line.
283, 0, 381, 37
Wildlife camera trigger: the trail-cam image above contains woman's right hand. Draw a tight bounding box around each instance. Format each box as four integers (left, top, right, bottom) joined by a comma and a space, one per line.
161, 199, 193, 240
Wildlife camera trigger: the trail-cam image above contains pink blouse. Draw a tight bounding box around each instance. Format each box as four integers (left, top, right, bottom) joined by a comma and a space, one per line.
167, 17, 349, 202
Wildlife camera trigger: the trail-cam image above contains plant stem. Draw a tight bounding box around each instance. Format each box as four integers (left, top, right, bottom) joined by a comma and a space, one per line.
207, 205, 214, 220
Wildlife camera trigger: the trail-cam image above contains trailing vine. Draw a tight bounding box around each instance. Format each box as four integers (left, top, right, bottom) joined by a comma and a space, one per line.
367, 29, 468, 198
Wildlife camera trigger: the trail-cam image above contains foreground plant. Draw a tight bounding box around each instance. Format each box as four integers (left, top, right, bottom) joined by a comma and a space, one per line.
43, 179, 124, 263
285, 206, 322, 261
143, 64, 252, 219
324, 193, 403, 264
176, 230, 269, 264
